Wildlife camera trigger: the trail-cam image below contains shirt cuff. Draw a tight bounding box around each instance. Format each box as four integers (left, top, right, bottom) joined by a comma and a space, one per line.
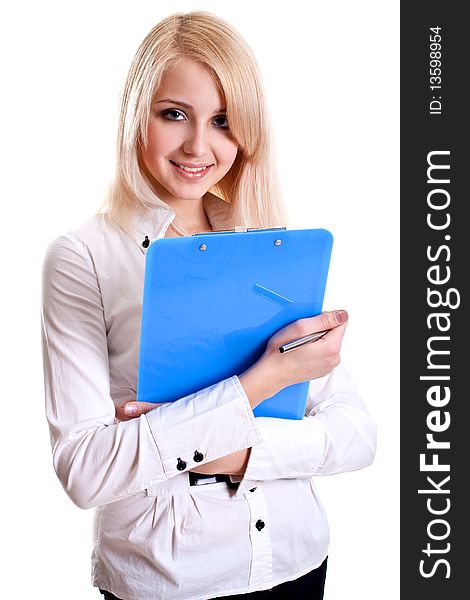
235, 416, 328, 496
145, 376, 262, 478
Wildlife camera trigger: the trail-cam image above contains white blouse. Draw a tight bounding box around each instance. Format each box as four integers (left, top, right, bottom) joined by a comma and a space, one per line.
41, 194, 377, 600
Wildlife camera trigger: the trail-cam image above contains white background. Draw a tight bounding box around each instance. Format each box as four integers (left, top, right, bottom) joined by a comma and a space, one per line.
0, 1, 399, 598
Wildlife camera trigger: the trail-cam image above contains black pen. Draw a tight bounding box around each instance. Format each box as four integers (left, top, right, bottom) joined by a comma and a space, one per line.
278, 329, 330, 354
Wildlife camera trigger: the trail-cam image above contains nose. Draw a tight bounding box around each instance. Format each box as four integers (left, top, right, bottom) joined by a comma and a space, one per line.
182, 123, 209, 157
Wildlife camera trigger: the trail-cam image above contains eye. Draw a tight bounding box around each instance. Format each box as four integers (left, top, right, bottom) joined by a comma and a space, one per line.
212, 114, 229, 130
162, 109, 186, 121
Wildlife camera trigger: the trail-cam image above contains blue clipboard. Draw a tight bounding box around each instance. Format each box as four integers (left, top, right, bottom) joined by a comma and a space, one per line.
137, 227, 333, 419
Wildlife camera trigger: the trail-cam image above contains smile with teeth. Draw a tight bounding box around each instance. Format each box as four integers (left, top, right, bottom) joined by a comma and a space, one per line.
170, 161, 212, 177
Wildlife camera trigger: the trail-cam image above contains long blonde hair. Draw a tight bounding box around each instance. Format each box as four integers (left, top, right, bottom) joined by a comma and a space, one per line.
103, 11, 287, 229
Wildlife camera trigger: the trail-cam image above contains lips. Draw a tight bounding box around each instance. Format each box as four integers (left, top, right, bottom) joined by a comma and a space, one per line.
170, 160, 213, 178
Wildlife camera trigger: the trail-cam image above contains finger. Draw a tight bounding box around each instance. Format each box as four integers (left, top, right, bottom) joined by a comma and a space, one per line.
294, 310, 348, 350
315, 309, 348, 332
289, 310, 348, 340
267, 310, 348, 349
115, 401, 161, 422
321, 320, 347, 345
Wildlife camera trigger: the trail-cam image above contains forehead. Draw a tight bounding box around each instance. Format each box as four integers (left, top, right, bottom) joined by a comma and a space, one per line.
155, 57, 225, 109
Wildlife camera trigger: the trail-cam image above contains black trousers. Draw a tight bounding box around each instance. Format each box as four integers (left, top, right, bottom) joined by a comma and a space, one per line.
100, 557, 327, 600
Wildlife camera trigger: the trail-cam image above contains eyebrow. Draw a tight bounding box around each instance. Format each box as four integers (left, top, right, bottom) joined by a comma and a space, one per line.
154, 98, 226, 113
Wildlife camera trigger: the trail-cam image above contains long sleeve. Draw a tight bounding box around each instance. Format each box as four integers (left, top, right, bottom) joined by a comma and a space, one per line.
236, 361, 377, 493
41, 233, 261, 510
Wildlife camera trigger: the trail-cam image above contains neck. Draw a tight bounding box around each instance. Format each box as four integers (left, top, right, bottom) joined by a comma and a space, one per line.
166, 197, 212, 235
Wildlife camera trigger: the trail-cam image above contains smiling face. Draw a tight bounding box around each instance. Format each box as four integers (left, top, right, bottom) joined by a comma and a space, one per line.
140, 57, 239, 208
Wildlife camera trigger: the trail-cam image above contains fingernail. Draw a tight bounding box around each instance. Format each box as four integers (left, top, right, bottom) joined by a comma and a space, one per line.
335, 310, 348, 324
124, 403, 138, 416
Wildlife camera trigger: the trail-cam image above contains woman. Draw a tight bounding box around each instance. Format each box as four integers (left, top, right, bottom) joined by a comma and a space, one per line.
41, 11, 376, 600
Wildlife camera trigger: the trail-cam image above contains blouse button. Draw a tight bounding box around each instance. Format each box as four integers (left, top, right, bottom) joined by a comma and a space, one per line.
142, 236, 150, 248
176, 457, 187, 471
193, 450, 204, 463
255, 519, 265, 531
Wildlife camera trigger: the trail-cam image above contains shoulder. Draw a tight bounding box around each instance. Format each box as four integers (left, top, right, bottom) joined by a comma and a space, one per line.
48, 214, 124, 249
41, 219, 119, 318
44, 214, 127, 265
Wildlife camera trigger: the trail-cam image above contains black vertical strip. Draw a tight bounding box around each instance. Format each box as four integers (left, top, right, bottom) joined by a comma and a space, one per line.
401, 3, 468, 598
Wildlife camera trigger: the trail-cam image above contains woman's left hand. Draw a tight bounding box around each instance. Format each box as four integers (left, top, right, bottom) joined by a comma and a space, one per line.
115, 400, 161, 422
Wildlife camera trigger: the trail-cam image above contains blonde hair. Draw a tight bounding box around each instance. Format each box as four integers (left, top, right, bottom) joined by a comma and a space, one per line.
103, 11, 287, 229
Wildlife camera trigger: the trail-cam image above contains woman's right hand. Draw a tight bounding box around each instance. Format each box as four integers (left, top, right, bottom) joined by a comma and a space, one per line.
238, 310, 348, 409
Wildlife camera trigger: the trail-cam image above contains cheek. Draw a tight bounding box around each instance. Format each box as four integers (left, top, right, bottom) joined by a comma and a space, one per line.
143, 121, 176, 165
219, 140, 239, 171
143, 131, 166, 163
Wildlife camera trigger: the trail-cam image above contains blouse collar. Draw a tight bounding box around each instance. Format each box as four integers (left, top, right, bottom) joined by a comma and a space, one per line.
129, 192, 233, 253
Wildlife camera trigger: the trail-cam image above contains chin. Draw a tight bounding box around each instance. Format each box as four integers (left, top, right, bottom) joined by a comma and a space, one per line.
167, 183, 214, 202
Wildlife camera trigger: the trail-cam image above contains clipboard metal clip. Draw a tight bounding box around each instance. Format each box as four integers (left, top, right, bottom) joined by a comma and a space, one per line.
193, 226, 287, 236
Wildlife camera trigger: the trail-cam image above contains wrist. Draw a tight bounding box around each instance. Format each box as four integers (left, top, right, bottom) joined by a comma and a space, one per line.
238, 362, 279, 409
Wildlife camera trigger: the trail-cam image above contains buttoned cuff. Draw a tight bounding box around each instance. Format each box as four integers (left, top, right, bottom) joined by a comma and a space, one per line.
145, 376, 262, 478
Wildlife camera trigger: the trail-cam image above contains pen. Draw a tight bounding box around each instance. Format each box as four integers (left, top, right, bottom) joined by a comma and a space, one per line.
278, 329, 330, 354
